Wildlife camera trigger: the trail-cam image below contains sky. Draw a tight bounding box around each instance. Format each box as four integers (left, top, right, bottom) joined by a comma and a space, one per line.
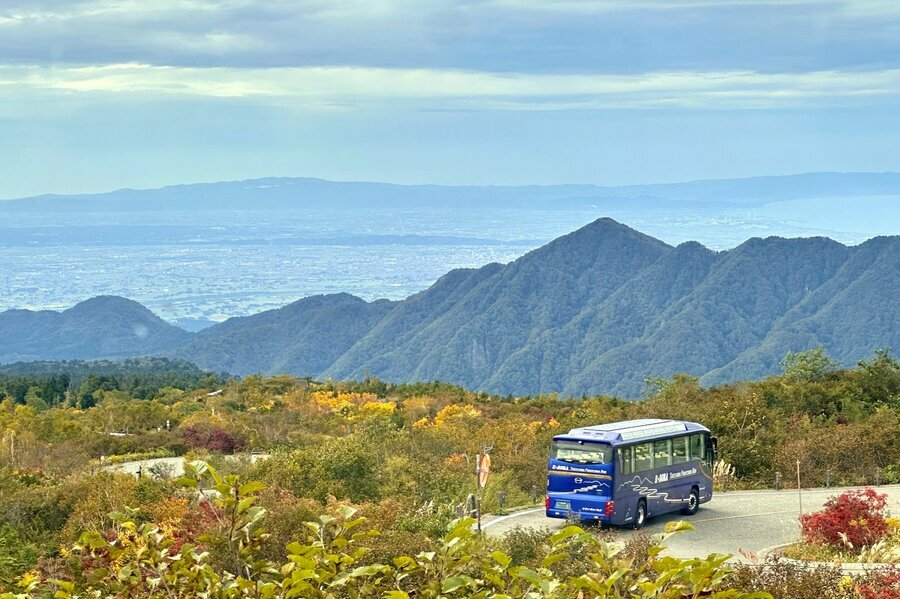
3, 0, 900, 198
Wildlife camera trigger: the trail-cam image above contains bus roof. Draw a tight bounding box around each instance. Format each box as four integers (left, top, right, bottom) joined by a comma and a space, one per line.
553, 418, 710, 444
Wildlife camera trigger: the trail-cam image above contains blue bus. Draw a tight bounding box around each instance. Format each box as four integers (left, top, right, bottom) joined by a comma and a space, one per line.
545, 419, 717, 528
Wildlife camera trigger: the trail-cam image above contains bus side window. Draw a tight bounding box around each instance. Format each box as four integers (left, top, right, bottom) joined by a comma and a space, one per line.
634, 442, 653, 472
689, 434, 705, 461
654, 439, 672, 467
617, 447, 633, 475
672, 436, 689, 464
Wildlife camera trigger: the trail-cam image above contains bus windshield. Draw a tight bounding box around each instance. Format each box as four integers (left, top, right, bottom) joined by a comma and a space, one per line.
550, 441, 612, 465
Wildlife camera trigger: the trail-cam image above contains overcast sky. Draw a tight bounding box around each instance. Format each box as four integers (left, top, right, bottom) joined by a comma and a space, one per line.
3, 0, 900, 198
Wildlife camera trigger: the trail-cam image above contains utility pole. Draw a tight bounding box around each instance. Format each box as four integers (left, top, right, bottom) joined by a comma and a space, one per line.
796, 459, 802, 519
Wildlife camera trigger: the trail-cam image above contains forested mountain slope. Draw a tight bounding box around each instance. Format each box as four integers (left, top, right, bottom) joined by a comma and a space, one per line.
0, 296, 191, 364
2, 220, 896, 397
703, 235, 900, 385
323, 219, 897, 396
327, 219, 671, 392
174, 293, 396, 376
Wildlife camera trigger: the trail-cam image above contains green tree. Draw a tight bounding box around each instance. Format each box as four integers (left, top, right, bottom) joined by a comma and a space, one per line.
74, 374, 119, 409
780, 346, 838, 382
851, 348, 900, 410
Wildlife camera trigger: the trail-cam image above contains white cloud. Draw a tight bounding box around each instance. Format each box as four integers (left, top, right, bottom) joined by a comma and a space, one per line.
1, 0, 240, 20
2, 0, 899, 79
491, 0, 900, 14
2, 63, 900, 111
7, 0, 897, 19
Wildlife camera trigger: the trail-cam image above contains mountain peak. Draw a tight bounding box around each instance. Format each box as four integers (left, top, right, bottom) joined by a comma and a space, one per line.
585, 218, 669, 244
674, 240, 714, 255
285, 292, 365, 308
541, 217, 671, 251
581, 217, 636, 234
0, 296, 190, 364
68, 295, 151, 313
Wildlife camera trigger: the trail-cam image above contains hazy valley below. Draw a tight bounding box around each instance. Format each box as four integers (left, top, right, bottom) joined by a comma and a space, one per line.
2, 173, 898, 329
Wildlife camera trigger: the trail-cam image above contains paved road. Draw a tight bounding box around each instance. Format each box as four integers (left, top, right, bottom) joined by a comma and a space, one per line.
104, 456, 187, 478
483, 484, 900, 560
100, 460, 899, 561
103, 454, 269, 479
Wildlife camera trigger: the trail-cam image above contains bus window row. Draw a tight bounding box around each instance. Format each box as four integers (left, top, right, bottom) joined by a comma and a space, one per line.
616, 434, 707, 475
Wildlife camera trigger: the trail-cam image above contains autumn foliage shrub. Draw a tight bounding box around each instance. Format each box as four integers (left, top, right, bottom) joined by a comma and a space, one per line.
0, 461, 771, 599
180, 425, 244, 453
800, 488, 889, 549
855, 567, 900, 599
729, 559, 851, 599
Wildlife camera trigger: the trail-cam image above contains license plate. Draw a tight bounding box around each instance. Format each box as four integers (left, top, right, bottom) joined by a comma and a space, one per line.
555, 500, 570, 511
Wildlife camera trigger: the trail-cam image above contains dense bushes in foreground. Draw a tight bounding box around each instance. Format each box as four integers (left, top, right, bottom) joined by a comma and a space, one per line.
0, 348, 898, 594
3, 462, 899, 598
1, 462, 771, 598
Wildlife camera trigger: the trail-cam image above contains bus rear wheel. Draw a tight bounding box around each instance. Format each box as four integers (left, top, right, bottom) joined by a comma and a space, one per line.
632, 499, 647, 530
681, 488, 700, 516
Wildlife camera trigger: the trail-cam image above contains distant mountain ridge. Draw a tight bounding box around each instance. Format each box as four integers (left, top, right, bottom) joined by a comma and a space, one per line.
0, 296, 191, 363
3, 171, 900, 211
1, 219, 897, 397
177, 293, 396, 376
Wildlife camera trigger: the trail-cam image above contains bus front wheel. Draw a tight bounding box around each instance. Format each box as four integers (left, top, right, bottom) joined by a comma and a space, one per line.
681, 487, 700, 516
633, 499, 647, 530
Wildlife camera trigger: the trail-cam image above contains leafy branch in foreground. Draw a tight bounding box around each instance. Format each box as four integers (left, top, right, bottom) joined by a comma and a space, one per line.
0, 461, 770, 598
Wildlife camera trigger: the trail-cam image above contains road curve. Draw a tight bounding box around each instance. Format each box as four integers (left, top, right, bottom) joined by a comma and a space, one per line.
483, 484, 900, 560
102, 454, 269, 479
98, 460, 900, 560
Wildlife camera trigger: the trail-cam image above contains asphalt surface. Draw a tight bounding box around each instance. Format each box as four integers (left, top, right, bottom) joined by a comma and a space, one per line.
483, 484, 900, 560
103, 454, 269, 479
104, 459, 898, 561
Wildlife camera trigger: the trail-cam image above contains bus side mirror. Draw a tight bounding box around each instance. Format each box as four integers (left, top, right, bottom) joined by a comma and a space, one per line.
708, 436, 718, 462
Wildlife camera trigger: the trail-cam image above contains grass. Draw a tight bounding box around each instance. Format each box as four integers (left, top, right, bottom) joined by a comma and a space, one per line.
782, 535, 900, 564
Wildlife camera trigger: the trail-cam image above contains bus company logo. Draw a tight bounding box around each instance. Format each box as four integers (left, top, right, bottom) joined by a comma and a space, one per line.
654, 472, 670, 483
669, 467, 698, 480
574, 477, 583, 484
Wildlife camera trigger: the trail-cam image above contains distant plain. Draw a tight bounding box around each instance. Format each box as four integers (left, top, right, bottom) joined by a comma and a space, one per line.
1, 178, 897, 330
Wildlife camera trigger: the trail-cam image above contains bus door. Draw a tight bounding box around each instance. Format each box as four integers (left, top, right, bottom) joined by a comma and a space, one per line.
668, 436, 694, 506
614, 446, 639, 523
689, 433, 714, 502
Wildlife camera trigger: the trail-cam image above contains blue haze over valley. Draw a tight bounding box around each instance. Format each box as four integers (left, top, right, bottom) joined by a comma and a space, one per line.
1, 1, 899, 396
2, 174, 898, 330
